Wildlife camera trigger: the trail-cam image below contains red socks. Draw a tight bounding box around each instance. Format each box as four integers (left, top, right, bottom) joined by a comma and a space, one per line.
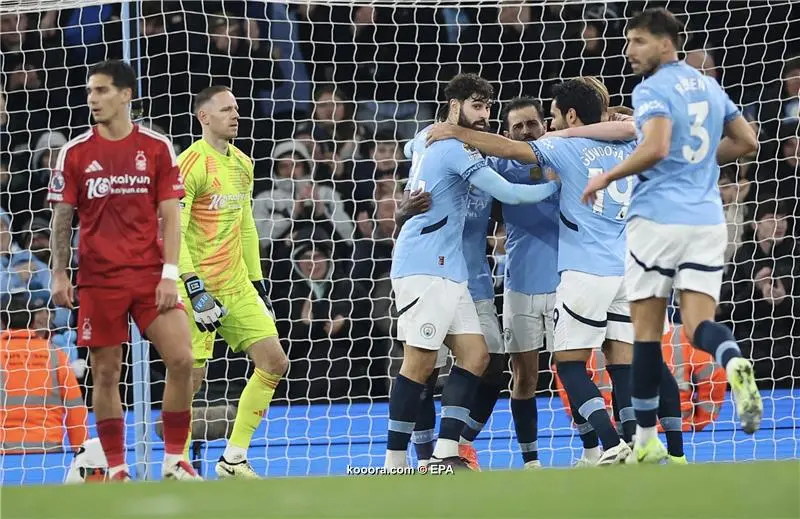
162, 410, 191, 455
96, 418, 125, 468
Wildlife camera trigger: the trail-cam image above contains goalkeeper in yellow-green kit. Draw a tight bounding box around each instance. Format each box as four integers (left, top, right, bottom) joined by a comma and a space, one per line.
177, 85, 289, 479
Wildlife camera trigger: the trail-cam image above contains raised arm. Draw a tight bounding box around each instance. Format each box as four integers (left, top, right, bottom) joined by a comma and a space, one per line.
545, 121, 637, 142
426, 123, 538, 164
469, 166, 558, 206
581, 117, 672, 204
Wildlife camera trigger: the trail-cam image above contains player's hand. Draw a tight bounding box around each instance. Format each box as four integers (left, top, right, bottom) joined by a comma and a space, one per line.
544, 168, 560, 183
324, 315, 346, 336
183, 276, 226, 332
155, 278, 179, 313
582, 173, 611, 205
51, 270, 74, 309
400, 188, 432, 216
252, 280, 275, 319
425, 122, 458, 146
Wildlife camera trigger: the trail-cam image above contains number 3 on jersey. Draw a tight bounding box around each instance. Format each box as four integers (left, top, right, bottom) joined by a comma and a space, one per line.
588, 168, 632, 220
683, 101, 710, 164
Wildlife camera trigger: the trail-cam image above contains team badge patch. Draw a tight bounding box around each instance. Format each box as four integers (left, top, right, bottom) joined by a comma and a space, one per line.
49, 171, 66, 193
420, 323, 436, 339
135, 150, 147, 171
503, 328, 512, 344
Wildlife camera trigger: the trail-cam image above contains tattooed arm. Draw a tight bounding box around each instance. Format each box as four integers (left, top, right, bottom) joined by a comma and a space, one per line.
50, 203, 75, 308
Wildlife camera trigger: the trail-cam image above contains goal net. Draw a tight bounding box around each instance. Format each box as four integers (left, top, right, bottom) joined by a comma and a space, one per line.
1, 0, 797, 484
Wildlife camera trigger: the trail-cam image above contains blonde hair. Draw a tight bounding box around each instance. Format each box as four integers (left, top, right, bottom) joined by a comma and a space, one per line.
579, 76, 610, 115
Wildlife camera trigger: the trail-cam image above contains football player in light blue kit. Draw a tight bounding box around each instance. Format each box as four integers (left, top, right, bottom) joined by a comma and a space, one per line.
582, 8, 761, 463
427, 79, 647, 465
397, 131, 501, 469
458, 98, 556, 470
385, 74, 559, 470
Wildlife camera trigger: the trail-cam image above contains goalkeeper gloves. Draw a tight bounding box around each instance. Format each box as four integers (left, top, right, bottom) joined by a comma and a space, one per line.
183, 276, 226, 333
252, 279, 275, 319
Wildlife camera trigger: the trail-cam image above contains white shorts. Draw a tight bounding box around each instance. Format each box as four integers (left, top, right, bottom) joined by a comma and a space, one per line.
433, 299, 501, 367
503, 290, 555, 353
553, 271, 633, 352
626, 217, 727, 302
393, 275, 482, 351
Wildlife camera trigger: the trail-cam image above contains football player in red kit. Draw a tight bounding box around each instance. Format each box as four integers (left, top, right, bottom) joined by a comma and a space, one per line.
48, 60, 200, 481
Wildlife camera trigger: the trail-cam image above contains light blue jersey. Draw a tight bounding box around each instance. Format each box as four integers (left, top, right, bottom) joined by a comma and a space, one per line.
392, 127, 487, 282
630, 61, 740, 226
462, 185, 495, 301
489, 157, 559, 295
530, 137, 636, 277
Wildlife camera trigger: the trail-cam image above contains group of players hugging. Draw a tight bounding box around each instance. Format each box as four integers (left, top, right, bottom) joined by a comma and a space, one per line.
49, 7, 762, 481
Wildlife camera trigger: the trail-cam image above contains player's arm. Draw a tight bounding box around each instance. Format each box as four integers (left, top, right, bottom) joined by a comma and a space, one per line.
240, 168, 275, 318
544, 121, 636, 141
468, 166, 558, 205
581, 117, 671, 204
717, 115, 758, 165
176, 150, 226, 331
395, 188, 432, 230
426, 123, 538, 164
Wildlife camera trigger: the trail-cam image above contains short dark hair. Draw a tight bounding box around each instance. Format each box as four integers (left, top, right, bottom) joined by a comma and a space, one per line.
551, 80, 603, 125
627, 8, 683, 49
88, 60, 137, 96
754, 200, 789, 221
194, 85, 232, 114
1, 293, 43, 330
444, 73, 494, 105
500, 97, 543, 130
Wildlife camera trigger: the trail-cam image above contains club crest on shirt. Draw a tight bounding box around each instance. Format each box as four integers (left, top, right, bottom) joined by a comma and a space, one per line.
135, 150, 147, 171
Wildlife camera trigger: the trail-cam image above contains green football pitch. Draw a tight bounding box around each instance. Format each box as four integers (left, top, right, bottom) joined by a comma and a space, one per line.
2, 461, 798, 519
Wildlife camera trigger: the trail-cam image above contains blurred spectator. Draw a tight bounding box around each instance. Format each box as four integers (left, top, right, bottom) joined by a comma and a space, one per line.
353, 130, 408, 213
312, 84, 358, 161
5, 131, 65, 231
754, 55, 799, 137
191, 11, 283, 160
0, 293, 89, 453
272, 227, 375, 401
718, 165, 751, 268
724, 201, 800, 387
684, 48, 718, 79
253, 140, 354, 261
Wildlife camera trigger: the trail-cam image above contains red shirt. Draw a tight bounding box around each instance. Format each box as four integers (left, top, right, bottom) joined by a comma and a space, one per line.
46, 124, 184, 287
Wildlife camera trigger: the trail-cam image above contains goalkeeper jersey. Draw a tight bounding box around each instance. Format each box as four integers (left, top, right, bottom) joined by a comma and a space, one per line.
177, 139, 262, 296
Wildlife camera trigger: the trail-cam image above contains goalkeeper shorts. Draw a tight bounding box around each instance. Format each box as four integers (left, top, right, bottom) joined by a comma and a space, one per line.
180, 282, 278, 368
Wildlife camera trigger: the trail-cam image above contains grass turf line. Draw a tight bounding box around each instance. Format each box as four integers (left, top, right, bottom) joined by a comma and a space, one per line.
2, 461, 798, 519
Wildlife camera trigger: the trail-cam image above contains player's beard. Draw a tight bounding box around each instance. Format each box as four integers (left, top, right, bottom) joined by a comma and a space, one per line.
458, 107, 488, 132
638, 54, 662, 78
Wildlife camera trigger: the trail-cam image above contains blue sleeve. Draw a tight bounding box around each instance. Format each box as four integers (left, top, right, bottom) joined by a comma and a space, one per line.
722, 92, 741, 123
633, 84, 672, 126
446, 140, 488, 180
403, 140, 414, 159
528, 138, 566, 170
468, 166, 558, 205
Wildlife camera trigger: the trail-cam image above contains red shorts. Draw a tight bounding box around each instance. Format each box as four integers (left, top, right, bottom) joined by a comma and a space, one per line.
76, 277, 183, 347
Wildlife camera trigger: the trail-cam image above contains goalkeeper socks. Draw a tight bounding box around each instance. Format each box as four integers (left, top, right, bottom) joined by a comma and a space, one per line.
557, 361, 619, 449
96, 418, 126, 475
631, 341, 663, 430
412, 371, 438, 463
226, 368, 281, 461
460, 373, 503, 443
510, 397, 539, 463
607, 364, 636, 443
162, 410, 191, 468
387, 374, 426, 467
434, 365, 480, 460
658, 364, 685, 457
694, 321, 742, 369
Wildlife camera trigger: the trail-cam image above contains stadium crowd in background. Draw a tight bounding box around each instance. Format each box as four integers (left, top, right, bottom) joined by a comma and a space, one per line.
0, 0, 797, 427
